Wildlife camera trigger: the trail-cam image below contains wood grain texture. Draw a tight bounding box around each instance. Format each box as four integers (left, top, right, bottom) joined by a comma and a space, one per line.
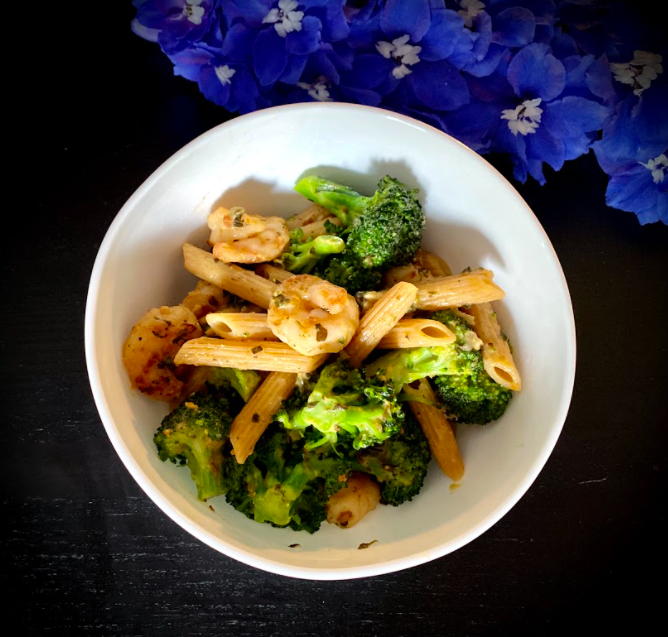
6, 3, 667, 636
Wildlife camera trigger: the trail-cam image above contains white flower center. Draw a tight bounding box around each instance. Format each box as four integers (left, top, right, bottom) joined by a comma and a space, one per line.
180, 0, 205, 26
263, 0, 304, 38
640, 153, 667, 184
376, 34, 422, 79
501, 98, 543, 136
214, 65, 236, 86
297, 77, 333, 102
611, 50, 663, 96
458, 0, 486, 29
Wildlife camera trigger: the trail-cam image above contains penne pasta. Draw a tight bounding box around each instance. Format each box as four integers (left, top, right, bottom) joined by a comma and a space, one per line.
205, 312, 277, 341
404, 379, 464, 482
182, 243, 277, 309
299, 216, 343, 238
418, 249, 452, 277
230, 371, 297, 464
415, 271, 505, 310
468, 302, 521, 391
180, 280, 227, 319
254, 262, 294, 283
377, 318, 455, 349
345, 281, 418, 368
286, 204, 330, 230
174, 337, 327, 373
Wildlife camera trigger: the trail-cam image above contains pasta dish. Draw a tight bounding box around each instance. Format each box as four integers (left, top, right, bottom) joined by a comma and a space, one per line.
121, 175, 521, 533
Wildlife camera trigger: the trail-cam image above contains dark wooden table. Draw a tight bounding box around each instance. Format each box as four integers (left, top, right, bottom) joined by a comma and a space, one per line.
7, 6, 667, 636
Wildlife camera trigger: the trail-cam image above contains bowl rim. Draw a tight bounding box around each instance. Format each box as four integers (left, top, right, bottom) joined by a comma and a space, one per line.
85, 102, 576, 580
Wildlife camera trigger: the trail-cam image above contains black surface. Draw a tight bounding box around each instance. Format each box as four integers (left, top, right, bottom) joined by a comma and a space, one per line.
7, 5, 668, 636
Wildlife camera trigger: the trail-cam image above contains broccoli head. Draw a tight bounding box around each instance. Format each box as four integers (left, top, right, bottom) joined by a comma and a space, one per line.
430, 309, 513, 424
366, 309, 513, 425
277, 359, 404, 450
355, 407, 431, 506
223, 424, 353, 533
294, 175, 425, 294
281, 227, 346, 274
154, 391, 237, 501
207, 367, 261, 403
431, 370, 512, 425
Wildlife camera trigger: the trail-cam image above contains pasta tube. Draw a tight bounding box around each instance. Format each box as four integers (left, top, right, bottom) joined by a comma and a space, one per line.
404, 379, 464, 482
468, 302, 521, 391
415, 271, 504, 310
174, 337, 327, 373
377, 318, 455, 349
182, 243, 277, 309
205, 312, 277, 341
345, 281, 418, 367
230, 371, 297, 463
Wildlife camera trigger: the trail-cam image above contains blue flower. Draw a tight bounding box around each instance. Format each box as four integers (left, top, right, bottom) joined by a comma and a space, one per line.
131, 0, 221, 54
344, 0, 476, 111
468, 42, 611, 182
593, 69, 668, 224
222, 0, 349, 88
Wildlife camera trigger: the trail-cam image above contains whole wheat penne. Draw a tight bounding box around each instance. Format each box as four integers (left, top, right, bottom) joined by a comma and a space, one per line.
345, 281, 418, 368
415, 271, 504, 310
206, 312, 277, 341
174, 337, 327, 373
299, 216, 343, 238
377, 318, 456, 349
404, 379, 464, 482
230, 371, 297, 464
418, 249, 452, 277
468, 302, 521, 391
181, 280, 227, 319
254, 263, 294, 283
182, 243, 277, 309
286, 204, 330, 229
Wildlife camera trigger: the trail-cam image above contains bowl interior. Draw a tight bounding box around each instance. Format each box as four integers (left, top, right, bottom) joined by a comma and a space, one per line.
86, 104, 575, 579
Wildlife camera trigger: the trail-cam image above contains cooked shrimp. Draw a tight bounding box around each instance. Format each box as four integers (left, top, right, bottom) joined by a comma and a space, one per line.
326, 473, 381, 529
122, 305, 202, 402
267, 274, 359, 356
207, 206, 289, 264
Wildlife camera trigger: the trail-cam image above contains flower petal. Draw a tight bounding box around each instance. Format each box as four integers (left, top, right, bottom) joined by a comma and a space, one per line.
585, 55, 616, 102
222, 22, 255, 62
252, 27, 288, 86
419, 9, 466, 61
606, 166, 667, 224
492, 7, 536, 48
286, 15, 322, 56
551, 28, 578, 59
279, 53, 309, 84
344, 54, 394, 89
526, 125, 565, 171
463, 43, 507, 78
544, 96, 610, 137
507, 43, 566, 100
380, 0, 431, 42
198, 64, 231, 107
408, 59, 470, 110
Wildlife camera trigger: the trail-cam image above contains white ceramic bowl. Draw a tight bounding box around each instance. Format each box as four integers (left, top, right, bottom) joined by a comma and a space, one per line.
85, 103, 575, 580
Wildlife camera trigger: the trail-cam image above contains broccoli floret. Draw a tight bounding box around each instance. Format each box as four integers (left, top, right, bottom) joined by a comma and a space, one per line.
432, 371, 512, 425
208, 367, 261, 402
366, 309, 513, 425
278, 359, 404, 450
223, 424, 353, 533
315, 256, 384, 294
355, 408, 431, 506
430, 309, 513, 424
295, 175, 425, 294
154, 392, 237, 501
281, 227, 346, 274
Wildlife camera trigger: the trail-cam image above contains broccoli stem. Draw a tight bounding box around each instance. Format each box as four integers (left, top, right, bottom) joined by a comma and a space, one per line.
294, 176, 368, 226
282, 233, 345, 273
